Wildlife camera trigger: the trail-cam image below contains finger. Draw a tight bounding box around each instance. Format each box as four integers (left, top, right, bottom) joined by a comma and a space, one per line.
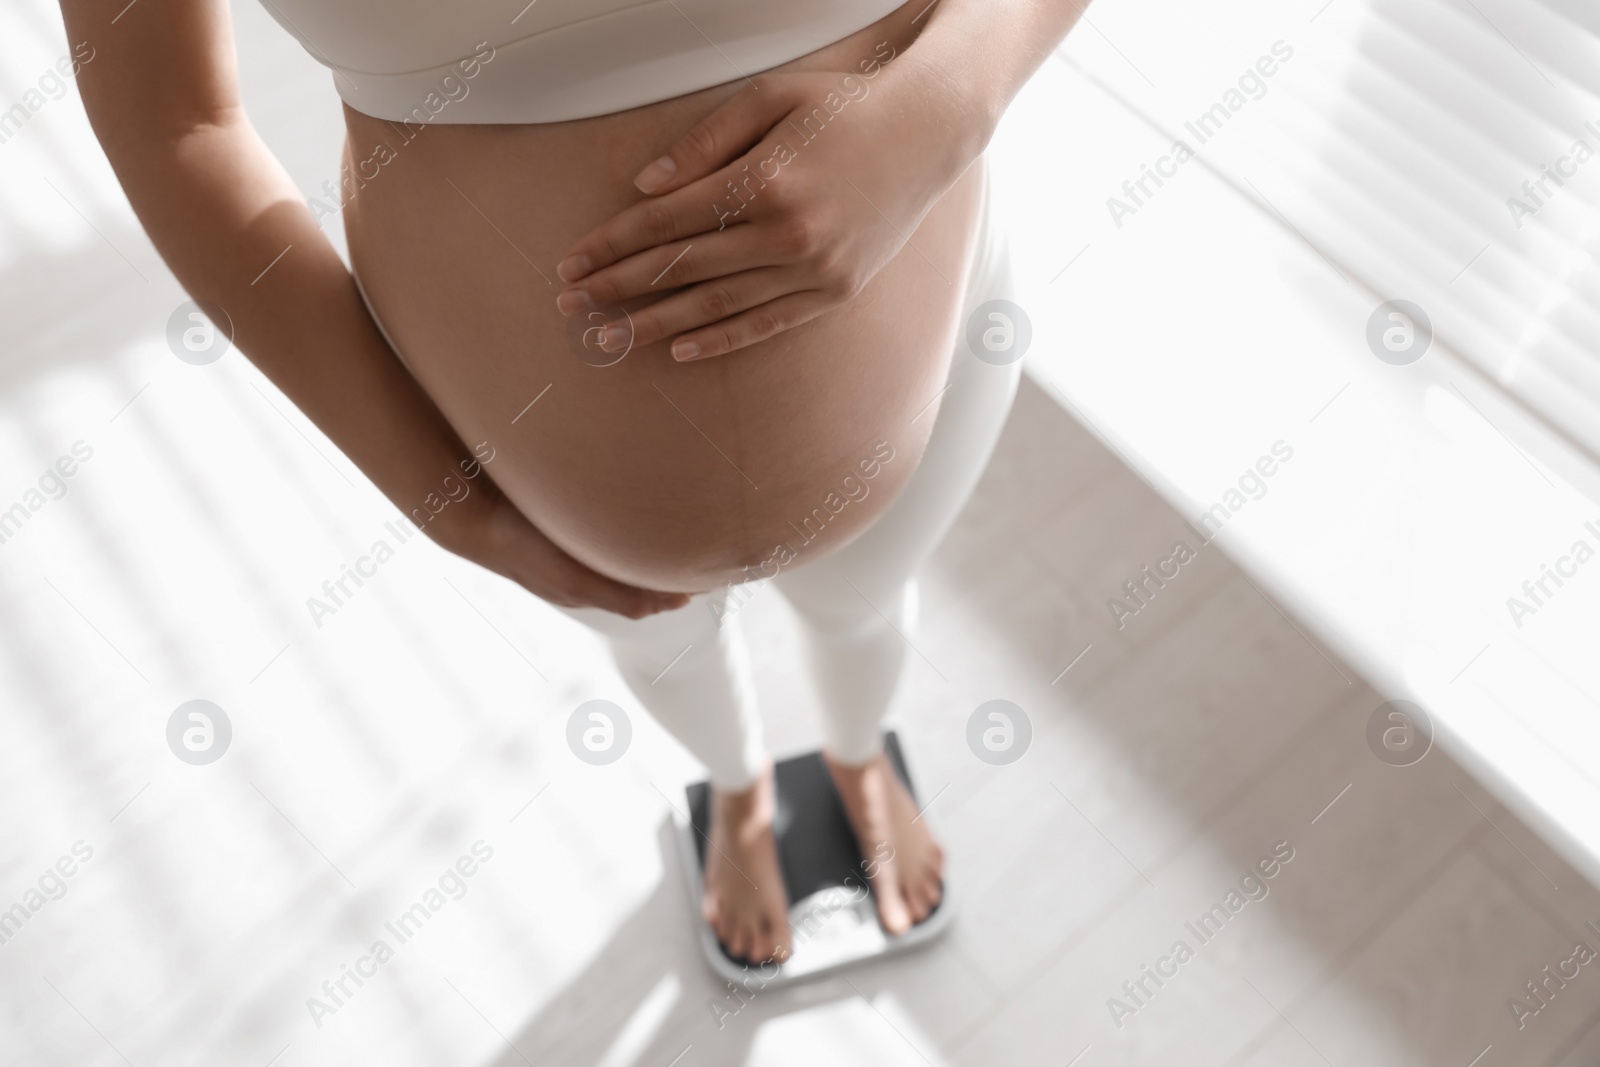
671, 290, 837, 362
619, 267, 791, 350
559, 131, 796, 283
557, 225, 775, 314
632, 76, 796, 195
540, 559, 688, 618
645, 592, 693, 615
557, 190, 716, 284
616, 584, 693, 619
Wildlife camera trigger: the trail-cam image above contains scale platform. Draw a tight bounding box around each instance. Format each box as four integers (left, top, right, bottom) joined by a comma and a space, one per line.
674, 731, 953, 986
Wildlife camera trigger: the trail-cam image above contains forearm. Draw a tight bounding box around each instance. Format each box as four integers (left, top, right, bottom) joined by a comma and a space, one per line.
899, 0, 1089, 152
102, 116, 494, 545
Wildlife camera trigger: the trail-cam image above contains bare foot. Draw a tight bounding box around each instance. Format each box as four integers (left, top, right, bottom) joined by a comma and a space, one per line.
702, 761, 793, 965
824, 751, 945, 935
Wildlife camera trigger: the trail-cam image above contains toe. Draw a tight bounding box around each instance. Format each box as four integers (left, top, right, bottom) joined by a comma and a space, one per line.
876, 880, 912, 935
742, 923, 764, 964
870, 857, 912, 933
755, 918, 778, 964
736, 921, 761, 966
769, 920, 793, 964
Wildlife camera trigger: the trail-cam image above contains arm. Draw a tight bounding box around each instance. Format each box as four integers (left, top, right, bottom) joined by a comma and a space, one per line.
894, 0, 1089, 153
552, 0, 1088, 361
59, 0, 685, 616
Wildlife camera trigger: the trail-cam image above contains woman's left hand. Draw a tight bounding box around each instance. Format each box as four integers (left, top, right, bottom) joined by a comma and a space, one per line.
552, 62, 987, 362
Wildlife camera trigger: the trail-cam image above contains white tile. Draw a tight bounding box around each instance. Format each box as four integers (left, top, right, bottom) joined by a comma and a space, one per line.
1267, 848, 1595, 1067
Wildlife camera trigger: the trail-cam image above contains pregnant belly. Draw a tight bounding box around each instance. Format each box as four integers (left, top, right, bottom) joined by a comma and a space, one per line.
339, 6, 983, 593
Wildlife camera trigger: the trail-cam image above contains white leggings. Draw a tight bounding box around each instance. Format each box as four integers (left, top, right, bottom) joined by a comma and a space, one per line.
560, 155, 1023, 791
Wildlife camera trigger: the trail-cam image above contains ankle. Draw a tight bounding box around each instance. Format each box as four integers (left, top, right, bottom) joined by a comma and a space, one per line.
712, 758, 773, 814
824, 748, 886, 778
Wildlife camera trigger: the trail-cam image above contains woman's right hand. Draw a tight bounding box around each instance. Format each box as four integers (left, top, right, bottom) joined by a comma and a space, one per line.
447, 488, 691, 619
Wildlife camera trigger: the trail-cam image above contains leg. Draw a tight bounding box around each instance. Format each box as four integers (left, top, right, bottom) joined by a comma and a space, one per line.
562, 593, 762, 791
557, 596, 791, 963
771, 152, 1024, 932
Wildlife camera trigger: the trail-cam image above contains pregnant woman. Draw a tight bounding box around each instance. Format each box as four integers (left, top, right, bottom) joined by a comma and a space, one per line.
62, 0, 1082, 965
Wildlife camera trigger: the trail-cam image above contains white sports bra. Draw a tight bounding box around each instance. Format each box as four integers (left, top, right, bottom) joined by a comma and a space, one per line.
259, 0, 905, 124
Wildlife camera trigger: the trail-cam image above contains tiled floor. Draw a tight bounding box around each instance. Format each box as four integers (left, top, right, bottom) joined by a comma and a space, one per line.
4, 2, 1600, 1065
8, 354, 1600, 1066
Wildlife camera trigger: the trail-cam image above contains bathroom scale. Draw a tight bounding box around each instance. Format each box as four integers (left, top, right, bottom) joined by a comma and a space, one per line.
674, 731, 954, 986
